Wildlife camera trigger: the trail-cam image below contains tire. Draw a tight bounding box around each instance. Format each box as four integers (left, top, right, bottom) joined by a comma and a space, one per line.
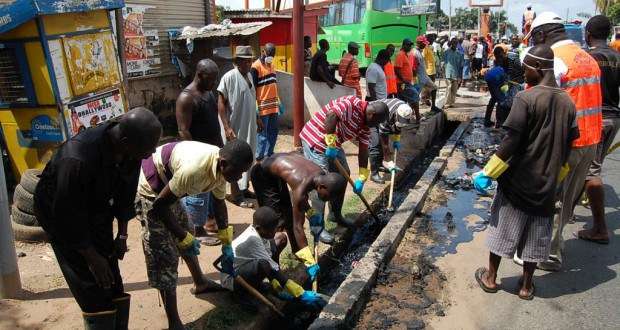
13, 184, 34, 214
11, 205, 38, 226
20, 169, 41, 194
11, 221, 48, 243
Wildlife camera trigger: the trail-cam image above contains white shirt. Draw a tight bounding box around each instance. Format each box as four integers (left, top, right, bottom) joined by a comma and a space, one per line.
366, 62, 388, 99
475, 43, 484, 59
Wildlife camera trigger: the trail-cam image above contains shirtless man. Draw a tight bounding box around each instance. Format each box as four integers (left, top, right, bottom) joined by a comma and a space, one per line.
250, 153, 347, 283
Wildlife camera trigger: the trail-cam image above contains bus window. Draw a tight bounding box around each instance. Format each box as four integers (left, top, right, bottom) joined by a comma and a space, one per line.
320, 0, 366, 26
373, 0, 403, 12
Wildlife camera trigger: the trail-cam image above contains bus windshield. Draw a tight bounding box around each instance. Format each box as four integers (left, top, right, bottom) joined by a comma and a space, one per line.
320, 0, 366, 27
373, 0, 403, 12
373, 0, 435, 14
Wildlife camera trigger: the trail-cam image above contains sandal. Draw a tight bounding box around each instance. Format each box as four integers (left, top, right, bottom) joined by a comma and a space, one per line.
197, 236, 221, 246
518, 282, 535, 301
575, 230, 609, 245
226, 195, 255, 209
475, 267, 498, 293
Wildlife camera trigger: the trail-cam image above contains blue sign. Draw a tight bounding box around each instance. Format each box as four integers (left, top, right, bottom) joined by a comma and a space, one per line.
31, 115, 63, 142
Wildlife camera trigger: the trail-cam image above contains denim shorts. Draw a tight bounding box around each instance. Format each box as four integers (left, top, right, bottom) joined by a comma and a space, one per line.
398, 82, 420, 104
180, 192, 213, 227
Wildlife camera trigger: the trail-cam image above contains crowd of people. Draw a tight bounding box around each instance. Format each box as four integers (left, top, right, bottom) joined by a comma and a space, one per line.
28, 9, 619, 330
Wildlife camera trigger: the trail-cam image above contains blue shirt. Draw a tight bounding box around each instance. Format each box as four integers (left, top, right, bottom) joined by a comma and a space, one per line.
444, 48, 464, 79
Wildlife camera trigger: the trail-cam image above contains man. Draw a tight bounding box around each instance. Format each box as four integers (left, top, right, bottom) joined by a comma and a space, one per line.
444, 38, 464, 109
527, 12, 603, 271
422, 34, 439, 112
176, 59, 222, 245
137, 140, 253, 329
310, 39, 340, 88
414, 35, 438, 110
578, 15, 620, 244
34, 108, 162, 329
222, 207, 326, 308
507, 35, 525, 84
304, 35, 313, 76
218, 46, 257, 208
471, 37, 484, 78
394, 38, 421, 123
368, 98, 413, 183
339, 41, 362, 98
384, 44, 398, 98
461, 35, 472, 82
366, 49, 390, 101
473, 45, 578, 300
251, 43, 280, 163
299, 96, 389, 227
483, 47, 509, 128
250, 153, 347, 276
522, 3, 536, 35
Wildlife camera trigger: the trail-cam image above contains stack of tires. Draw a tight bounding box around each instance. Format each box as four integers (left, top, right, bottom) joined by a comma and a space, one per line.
12, 169, 48, 242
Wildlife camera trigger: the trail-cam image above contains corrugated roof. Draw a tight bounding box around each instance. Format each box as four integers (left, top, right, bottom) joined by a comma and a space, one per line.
171, 21, 272, 41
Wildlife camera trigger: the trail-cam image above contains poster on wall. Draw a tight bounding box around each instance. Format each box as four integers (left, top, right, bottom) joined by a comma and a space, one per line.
67, 89, 125, 136
123, 4, 160, 78
63, 32, 121, 96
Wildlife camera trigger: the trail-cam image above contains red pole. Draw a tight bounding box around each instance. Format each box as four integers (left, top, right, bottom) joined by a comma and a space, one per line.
292, 0, 304, 148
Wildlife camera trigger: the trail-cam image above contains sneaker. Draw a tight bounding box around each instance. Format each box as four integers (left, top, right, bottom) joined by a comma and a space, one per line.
370, 172, 385, 184
537, 257, 562, 272
319, 230, 335, 245
513, 253, 524, 266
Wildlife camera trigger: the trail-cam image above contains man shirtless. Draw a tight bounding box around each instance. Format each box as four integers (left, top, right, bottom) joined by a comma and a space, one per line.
250, 153, 347, 282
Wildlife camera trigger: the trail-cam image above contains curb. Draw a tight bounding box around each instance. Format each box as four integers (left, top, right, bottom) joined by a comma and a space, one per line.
309, 121, 470, 329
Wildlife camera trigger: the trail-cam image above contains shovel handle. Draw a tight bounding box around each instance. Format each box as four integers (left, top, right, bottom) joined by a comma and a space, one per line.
387, 149, 398, 210
333, 159, 381, 222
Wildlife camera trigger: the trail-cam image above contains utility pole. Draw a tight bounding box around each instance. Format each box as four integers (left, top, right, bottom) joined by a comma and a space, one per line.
292, 0, 304, 148
0, 152, 21, 298
448, 0, 452, 37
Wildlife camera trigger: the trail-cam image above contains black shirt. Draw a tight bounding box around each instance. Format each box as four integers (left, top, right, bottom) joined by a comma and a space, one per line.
588, 45, 620, 117
498, 85, 579, 216
507, 49, 525, 84
34, 122, 140, 252
310, 49, 337, 83
182, 88, 223, 147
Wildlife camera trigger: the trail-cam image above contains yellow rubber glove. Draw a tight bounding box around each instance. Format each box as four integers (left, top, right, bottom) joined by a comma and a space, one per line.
271, 278, 283, 291
324, 134, 338, 147
294, 246, 316, 267
177, 232, 195, 250
558, 163, 570, 183
483, 154, 509, 179
284, 279, 305, 298
358, 167, 370, 182
217, 226, 234, 245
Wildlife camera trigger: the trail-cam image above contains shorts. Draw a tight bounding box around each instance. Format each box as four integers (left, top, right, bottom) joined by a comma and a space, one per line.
587, 116, 620, 179
472, 58, 483, 72
398, 82, 420, 104
136, 195, 191, 291
181, 192, 213, 227
486, 189, 553, 263
250, 164, 293, 229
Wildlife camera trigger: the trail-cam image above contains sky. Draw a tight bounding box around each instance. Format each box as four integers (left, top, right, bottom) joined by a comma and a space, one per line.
216, 0, 598, 29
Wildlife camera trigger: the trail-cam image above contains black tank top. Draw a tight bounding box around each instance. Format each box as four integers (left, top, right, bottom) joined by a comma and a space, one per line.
182, 88, 223, 147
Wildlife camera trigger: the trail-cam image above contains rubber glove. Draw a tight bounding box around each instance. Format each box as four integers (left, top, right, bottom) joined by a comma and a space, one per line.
306, 208, 324, 238
557, 163, 570, 183
382, 160, 402, 173
472, 154, 509, 194
353, 167, 370, 194
391, 134, 401, 151
284, 279, 327, 309
271, 279, 294, 301
324, 134, 339, 159
177, 232, 201, 256
295, 246, 320, 281
500, 84, 509, 94
217, 226, 235, 276
217, 226, 234, 245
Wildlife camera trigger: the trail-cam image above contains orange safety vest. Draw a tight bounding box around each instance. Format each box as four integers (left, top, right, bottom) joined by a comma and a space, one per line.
384, 61, 398, 95
553, 42, 602, 147
252, 59, 279, 116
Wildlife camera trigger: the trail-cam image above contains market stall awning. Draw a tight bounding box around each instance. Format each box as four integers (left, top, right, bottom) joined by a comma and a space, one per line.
171, 21, 273, 42
0, 0, 125, 34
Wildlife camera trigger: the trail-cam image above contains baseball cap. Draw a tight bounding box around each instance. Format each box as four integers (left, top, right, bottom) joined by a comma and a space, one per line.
524, 11, 564, 40
348, 41, 360, 49
416, 35, 429, 45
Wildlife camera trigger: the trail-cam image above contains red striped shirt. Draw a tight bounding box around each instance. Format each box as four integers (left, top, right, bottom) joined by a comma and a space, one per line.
300, 96, 370, 152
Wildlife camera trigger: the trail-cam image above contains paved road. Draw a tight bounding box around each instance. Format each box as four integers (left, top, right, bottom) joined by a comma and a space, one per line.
430, 136, 620, 329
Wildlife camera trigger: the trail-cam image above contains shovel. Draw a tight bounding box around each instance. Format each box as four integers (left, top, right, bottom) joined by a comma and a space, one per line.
333, 159, 381, 222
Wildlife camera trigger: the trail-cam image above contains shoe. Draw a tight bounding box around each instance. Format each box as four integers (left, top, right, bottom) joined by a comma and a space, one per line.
83, 311, 116, 330
513, 253, 523, 266
319, 230, 335, 245
370, 172, 385, 184
334, 216, 357, 228
537, 257, 562, 272
112, 294, 130, 330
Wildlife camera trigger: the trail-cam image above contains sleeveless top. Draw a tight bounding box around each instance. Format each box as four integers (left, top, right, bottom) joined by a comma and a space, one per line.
182, 88, 223, 147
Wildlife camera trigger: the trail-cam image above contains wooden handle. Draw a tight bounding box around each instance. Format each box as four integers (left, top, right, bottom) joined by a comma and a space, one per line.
333, 159, 381, 222
312, 240, 319, 292
387, 149, 398, 209
235, 276, 285, 318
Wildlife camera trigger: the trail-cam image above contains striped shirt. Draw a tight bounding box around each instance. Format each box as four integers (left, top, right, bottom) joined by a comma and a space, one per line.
251, 59, 279, 116
300, 95, 369, 152
373, 98, 410, 135
338, 53, 362, 98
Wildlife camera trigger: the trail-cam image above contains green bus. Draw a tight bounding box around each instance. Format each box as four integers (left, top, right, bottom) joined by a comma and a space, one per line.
318, 0, 433, 69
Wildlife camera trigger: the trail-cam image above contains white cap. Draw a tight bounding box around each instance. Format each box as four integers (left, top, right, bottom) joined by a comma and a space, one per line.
396, 103, 413, 119
524, 11, 564, 40
526, 3, 532, 8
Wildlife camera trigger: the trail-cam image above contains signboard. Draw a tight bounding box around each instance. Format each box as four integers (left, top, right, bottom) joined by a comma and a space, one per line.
31, 115, 63, 142
401, 0, 437, 16
123, 4, 160, 78
469, 0, 503, 7
67, 89, 125, 136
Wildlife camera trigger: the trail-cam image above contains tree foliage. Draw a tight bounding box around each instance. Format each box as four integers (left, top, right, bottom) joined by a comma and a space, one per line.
427, 7, 516, 36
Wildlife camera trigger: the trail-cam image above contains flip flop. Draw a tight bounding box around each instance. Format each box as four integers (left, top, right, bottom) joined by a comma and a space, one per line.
190, 279, 224, 295
197, 236, 221, 246
518, 283, 535, 301
474, 267, 498, 293
226, 195, 255, 209
575, 230, 609, 245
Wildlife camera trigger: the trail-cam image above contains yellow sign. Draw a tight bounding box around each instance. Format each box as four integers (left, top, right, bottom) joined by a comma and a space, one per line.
63, 32, 121, 96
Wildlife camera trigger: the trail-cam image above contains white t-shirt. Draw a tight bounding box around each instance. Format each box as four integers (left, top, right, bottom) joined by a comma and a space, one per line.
475, 43, 484, 59
366, 62, 387, 99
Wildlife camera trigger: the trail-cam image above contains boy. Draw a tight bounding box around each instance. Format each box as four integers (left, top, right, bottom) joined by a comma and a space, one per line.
472, 45, 579, 300
222, 207, 326, 309
250, 153, 347, 282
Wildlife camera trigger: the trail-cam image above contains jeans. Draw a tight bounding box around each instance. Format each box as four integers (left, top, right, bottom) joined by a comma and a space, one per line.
256, 113, 279, 161
181, 192, 213, 227
398, 82, 420, 104
302, 140, 349, 222
463, 59, 471, 80
369, 127, 383, 173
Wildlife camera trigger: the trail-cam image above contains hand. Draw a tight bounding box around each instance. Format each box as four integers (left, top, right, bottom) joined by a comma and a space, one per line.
82, 250, 115, 289
299, 290, 327, 309
327, 81, 335, 89
353, 178, 365, 194
392, 141, 401, 151
306, 263, 320, 282
308, 213, 324, 238
180, 238, 201, 256
382, 160, 401, 173
472, 171, 493, 194
221, 245, 235, 276
325, 146, 339, 160
114, 236, 128, 260
257, 118, 264, 133
225, 127, 237, 141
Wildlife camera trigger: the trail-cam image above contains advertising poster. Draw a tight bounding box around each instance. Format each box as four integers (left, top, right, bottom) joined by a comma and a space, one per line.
67, 89, 125, 136
125, 36, 147, 60
123, 4, 160, 77
63, 32, 121, 96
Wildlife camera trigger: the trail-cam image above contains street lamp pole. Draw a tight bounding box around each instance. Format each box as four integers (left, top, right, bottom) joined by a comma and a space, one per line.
448, 0, 452, 37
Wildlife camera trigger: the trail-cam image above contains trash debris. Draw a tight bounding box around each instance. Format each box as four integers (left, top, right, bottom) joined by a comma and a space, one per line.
17, 252, 26, 258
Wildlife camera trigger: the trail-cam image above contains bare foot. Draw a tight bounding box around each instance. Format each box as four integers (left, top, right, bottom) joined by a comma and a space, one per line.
190, 277, 222, 295
576, 229, 609, 244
